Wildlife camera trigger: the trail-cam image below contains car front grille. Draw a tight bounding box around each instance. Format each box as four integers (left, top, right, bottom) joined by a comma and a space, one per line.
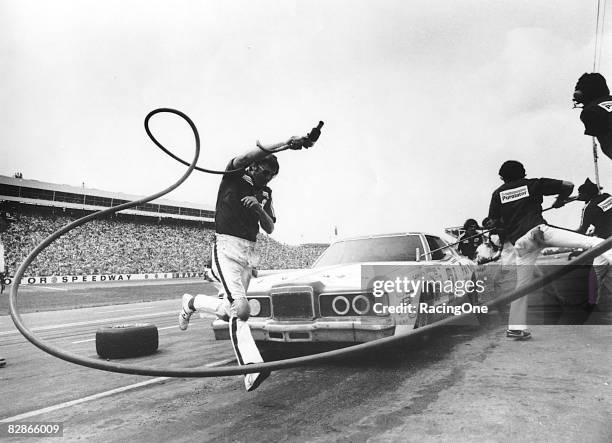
271, 290, 314, 320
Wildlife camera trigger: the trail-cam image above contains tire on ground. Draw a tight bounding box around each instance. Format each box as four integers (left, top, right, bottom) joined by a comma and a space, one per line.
96, 323, 159, 359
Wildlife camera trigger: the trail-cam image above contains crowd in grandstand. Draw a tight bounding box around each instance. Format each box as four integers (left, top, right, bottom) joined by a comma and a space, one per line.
1, 207, 327, 277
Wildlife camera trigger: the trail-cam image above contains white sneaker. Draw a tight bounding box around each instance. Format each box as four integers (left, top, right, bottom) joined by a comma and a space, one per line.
244, 366, 271, 392
178, 294, 195, 331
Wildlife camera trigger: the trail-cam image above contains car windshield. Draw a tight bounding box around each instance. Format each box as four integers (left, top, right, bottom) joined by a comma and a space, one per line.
313, 235, 423, 267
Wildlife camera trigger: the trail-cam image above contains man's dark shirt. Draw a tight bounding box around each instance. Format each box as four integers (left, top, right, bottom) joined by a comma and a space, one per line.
488, 177, 564, 245
578, 193, 612, 239
458, 232, 483, 260
215, 159, 276, 242
580, 95, 612, 137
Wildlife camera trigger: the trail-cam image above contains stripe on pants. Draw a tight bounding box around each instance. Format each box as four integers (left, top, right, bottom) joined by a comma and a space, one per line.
213, 241, 233, 302
229, 316, 245, 365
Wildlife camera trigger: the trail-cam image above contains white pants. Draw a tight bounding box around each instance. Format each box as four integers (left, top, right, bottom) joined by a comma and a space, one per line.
509, 224, 612, 329
193, 234, 264, 371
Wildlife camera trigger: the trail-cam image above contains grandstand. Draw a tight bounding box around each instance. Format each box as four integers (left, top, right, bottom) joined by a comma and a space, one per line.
0, 175, 327, 278
0, 174, 215, 223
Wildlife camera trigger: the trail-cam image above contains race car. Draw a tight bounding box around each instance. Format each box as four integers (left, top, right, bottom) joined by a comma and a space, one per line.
212, 232, 494, 344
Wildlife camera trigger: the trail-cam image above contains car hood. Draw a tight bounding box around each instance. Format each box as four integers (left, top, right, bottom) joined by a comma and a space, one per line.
249, 262, 422, 293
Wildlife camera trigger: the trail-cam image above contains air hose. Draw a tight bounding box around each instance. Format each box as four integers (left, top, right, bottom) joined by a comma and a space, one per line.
8, 108, 612, 377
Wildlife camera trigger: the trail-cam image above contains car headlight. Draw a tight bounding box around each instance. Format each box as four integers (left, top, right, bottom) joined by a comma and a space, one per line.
320, 293, 378, 317
249, 299, 261, 316
246, 296, 270, 317
351, 294, 371, 315
331, 295, 350, 315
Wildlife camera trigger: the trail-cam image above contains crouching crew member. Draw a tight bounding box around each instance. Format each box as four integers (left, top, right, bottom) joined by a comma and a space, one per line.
573, 72, 612, 161
178, 129, 318, 392
576, 178, 612, 309
475, 217, 501, 265
576, 178, 612, 240
457, 218, 483, 261
488, 160, 612, 340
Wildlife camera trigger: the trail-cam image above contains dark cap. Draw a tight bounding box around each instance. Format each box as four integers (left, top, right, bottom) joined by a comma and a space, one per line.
574, 73, 609, 104
499, 160, 525, 182
577, 177, 600, 199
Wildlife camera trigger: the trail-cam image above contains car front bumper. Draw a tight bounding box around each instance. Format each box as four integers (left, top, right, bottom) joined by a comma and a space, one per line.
212, 316, 396, 343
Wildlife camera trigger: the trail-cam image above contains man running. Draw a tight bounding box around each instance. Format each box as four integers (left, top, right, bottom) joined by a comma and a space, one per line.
178, 126, 320, 391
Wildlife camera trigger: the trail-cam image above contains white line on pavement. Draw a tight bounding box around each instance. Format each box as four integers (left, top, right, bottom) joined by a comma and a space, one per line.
0, 357, 236, 423
157, 325, 181, 331
71, 338, 95, 344
96, 306, 157, 314
0, 311, 177, 336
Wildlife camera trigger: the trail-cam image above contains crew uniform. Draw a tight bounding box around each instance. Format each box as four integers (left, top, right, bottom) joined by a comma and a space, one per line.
580, 95, 612, 147
577, 190, 612, 308
488, 176, 612, 333
577, 192, 612, 240
209, 159, 275, 388
458, 233, 483, 260
182, 158, 275, 391
178, 125, 320, 391
211, 158, 276, 312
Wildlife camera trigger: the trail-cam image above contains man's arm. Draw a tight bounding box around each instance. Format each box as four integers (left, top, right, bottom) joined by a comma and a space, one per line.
487, 193, 501, 229
241, 196, 274, 234
576, 204, 595, 234
232, 136, 311, 170
551, 181, 574, 208
257, 208, 275, 234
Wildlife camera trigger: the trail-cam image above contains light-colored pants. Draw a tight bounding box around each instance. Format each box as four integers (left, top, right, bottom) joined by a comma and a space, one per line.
509, 224, 612, 329
194, 234, 264, 370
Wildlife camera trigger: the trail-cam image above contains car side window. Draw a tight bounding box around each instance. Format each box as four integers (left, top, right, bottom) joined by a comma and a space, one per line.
425, 235, 450, 260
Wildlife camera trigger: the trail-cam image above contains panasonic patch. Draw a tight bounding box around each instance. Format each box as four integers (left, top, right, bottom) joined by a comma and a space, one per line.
597, 196, 612, 212
597, 101, 612, 112
500, 185, 529, 204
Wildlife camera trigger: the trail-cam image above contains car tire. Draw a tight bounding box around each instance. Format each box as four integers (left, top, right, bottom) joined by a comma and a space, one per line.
466, 275, 487, 326
415, 290, 433, 328
96, 323, 159, 359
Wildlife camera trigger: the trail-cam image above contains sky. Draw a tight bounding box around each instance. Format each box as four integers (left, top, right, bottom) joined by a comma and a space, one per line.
1, 0, 611, 245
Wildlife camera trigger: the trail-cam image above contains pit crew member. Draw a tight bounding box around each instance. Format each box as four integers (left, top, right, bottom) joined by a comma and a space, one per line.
488, 160, 612, 340
457, 218, 483, 261
178, 130, 317, 392
573, 72, 612, 161
576, 178, 612, 240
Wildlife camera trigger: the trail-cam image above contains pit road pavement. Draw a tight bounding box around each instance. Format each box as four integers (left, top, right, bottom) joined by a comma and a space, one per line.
0, 281, 610, 442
